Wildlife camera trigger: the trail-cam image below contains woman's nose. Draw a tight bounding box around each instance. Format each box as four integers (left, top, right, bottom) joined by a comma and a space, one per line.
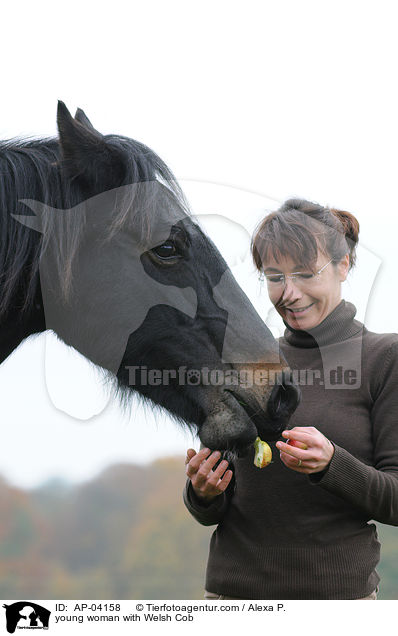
281, 277, 303, 303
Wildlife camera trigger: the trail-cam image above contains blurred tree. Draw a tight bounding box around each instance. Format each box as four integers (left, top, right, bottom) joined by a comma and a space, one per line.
0, 461, 396, 599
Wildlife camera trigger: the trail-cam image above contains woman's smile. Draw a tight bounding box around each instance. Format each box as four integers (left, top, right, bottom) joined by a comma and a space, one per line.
284, 302, 315, 317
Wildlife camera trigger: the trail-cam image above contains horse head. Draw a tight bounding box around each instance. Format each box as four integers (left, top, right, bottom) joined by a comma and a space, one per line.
9, 102, 300, 455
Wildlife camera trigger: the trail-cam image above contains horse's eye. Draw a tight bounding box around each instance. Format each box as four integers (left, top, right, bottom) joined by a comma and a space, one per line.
152, 241, 178, 259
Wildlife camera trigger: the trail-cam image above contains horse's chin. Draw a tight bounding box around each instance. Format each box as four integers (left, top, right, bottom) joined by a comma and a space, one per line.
220, 444, 252, 463
198, 388, 288, 456
198, 390, 260, 454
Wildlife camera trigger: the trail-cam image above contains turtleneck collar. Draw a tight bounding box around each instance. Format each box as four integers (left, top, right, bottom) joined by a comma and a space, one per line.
283, 299, 363, 348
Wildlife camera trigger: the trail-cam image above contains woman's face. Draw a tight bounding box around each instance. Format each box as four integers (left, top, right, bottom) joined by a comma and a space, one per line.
264, 251, 350, 330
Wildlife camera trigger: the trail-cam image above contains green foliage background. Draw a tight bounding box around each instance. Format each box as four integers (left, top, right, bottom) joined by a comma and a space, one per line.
0, 458, 396, 599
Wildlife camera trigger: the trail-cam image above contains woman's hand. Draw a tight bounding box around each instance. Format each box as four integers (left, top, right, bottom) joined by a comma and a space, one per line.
185, 447, 233, 502
276, 426, 335, 474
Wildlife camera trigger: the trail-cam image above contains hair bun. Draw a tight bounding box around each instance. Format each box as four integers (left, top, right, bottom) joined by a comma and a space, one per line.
330, 208, 360, 246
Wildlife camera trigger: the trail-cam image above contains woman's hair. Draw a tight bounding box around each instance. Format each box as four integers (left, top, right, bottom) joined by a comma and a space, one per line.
251, 198, 360, 274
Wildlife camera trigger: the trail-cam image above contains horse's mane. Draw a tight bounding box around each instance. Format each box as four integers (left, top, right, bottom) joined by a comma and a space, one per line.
0, 134, 190, 320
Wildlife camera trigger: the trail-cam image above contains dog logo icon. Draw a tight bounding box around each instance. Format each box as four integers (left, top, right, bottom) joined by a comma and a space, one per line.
2, 602, 51, 633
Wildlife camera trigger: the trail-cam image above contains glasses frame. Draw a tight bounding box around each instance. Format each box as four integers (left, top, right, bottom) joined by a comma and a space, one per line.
264, 259, 334, 286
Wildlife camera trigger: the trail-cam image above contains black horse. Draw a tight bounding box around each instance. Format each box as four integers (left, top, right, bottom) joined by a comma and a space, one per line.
0, 102, 299, 455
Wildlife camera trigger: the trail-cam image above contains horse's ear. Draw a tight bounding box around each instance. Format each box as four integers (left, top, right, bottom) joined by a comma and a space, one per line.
74, 107, 97, 132
57, 100, 104, 165
57, 101, 124, 184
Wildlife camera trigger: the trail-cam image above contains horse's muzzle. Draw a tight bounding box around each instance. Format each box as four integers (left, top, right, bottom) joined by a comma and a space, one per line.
198, 369, 300, 453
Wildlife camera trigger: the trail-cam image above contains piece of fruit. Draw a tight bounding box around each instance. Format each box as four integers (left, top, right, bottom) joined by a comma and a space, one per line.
253, 436, 272, 468
286, 438, 308, 450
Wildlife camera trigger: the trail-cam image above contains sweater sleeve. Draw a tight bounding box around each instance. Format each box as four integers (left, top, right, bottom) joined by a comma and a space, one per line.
309, 342, 398, 526
183, 476, 235, 526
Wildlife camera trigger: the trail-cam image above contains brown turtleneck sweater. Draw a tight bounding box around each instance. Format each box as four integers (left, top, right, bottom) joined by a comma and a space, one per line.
183, 300, 398, 599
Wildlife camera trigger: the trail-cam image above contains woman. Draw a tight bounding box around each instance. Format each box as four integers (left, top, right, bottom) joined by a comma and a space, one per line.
183, 198, 398, 600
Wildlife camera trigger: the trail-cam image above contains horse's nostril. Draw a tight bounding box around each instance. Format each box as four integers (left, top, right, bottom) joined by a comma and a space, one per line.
267, 371, 300, 420
273, 390, 282, 413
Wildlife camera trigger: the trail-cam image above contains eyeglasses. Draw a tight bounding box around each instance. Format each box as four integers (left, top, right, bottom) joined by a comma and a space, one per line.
264, 259, 333, 287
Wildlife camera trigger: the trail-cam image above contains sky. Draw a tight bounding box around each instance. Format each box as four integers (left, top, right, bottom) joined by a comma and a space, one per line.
1, 0, 397, 489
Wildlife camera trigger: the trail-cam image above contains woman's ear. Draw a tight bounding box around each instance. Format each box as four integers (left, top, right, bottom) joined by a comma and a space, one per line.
338, 253, 350, 282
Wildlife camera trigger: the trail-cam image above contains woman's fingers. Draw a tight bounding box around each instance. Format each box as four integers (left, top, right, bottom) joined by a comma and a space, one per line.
279, 452, 307, 472
276, 440, 308, 461
281, 428, 315, 444
277, 426, 335, 474
186, 448, 223, 481
201, 462, 232, 496
185, 447, 212, 476
206, 460, 229, 487
185, 448, 232, 498
194, 451, 223, 487
216, 469, 234, 492
185, 448, 197, 465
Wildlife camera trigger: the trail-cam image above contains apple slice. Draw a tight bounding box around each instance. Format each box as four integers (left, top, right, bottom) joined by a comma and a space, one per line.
253, 436, 272, 468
